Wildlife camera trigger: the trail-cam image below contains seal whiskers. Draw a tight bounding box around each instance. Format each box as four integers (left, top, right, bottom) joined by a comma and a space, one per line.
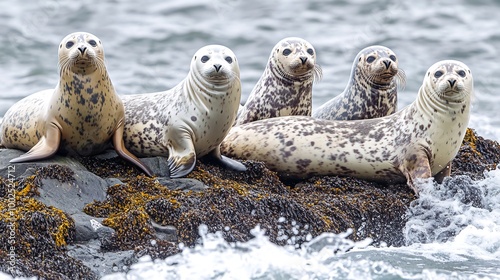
395, 69, 407, 91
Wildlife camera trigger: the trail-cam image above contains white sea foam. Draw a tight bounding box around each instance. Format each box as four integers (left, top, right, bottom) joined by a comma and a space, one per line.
403, 168, 500, 262
102, 226, 411, 280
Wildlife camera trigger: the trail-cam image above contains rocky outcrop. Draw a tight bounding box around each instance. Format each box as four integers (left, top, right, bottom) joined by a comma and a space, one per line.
0, 128, 498, 279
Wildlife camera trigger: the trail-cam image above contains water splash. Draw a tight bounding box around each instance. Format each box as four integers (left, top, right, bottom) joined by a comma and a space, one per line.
403, 169, 500, 260
102, 224, 414, 280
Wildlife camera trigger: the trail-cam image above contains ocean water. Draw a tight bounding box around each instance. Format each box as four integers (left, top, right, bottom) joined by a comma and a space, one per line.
1, 0, 500, 140
1, 0, 500, 279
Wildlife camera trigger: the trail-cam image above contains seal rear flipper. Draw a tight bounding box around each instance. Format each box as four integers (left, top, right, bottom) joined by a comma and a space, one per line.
433, 161, 451, 184
206, 146, 247, 172
112, 123, 154, 177
9, 122, 61, 163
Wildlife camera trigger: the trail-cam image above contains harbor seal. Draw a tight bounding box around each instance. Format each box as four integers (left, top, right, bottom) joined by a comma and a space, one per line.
122, 44, 246, 178
0, 32, 153, 176
313, 45, 406, 120
221, 60, 473, 195
235, 37, 322, 126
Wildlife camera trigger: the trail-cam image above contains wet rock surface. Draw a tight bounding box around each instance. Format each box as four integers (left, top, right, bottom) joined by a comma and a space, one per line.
0, 128, 498, 279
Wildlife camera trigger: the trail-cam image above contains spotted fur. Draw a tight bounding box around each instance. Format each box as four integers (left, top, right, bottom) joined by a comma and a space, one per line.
313, 45, 405, 120
122, 45, 246, 178
0, 32, 152, 176
235, 37, 322, 126
222, 60, 473, 195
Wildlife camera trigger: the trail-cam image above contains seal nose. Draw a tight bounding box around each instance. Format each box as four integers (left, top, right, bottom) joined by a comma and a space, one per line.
78, 46, 87, 54
214, 64, 222, 72
383, 60, 391, 69
448, 79, 456, 87
300, 57, 308, 65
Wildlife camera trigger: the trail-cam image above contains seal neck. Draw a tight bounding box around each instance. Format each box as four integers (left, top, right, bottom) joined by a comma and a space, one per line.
184, 68, 238, 110
58, 66, 112, 96
414, 85, 469, 122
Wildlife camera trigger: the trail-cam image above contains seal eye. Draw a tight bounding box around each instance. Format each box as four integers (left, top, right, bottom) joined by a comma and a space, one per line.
457, 70, 466, 77
282, 49, 292, 56
225, 56, 233, 64
307, 48, 314, 55
366, 56, 376, 63
434, 71, 444, 78
201, 55, 210, 63
88, 40, 97, 47
389, 55, 397, 62
65, 41, 74, 49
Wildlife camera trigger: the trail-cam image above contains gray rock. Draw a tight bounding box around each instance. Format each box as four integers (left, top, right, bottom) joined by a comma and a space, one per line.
0, 149, 89, 179
151, 221, 178, 242
67, 240, 136, 278
97, 226, 118, 251
157, 177, 209, 192
105, 178, 124, 187
139, 156, 170, 178
94, 150, 120, 160
73, 213, 108, 242
36, 170, 109, 215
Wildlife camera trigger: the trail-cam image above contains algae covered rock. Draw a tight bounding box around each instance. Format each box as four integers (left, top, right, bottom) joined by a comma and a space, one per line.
452, 128, 500, 179
0, 127, 499, 279
0, 175, 95, 279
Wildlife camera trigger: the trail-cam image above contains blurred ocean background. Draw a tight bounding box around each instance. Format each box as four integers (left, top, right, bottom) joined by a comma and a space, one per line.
0, 0, 499, 279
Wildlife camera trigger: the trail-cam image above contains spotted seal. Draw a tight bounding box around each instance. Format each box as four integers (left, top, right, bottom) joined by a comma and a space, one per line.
235, 37, 322, 126
313, 45, 406, 120
122, 45, 246, 178
222, 60, 473, 195
0, 32, 153, 176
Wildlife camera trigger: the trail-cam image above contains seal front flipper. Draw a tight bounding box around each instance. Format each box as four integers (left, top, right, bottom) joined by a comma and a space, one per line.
9, 122, 61, 163
166, 134, 197, 178
112, 120, 154, 177
205, 145, 247, 172
400, 150, 433, 196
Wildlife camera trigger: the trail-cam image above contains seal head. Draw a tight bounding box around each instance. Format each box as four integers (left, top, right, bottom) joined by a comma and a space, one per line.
313, 45, 405, 120
235, 37, 322, 125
